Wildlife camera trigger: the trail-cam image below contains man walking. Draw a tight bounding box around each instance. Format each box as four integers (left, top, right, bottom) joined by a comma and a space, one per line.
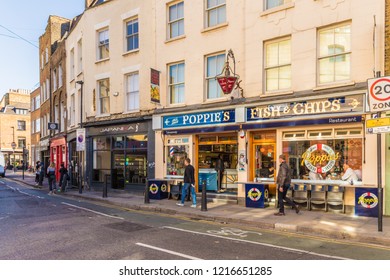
275, 154, 299, 216
177, 158, 196, 208
215, 154, 225, 192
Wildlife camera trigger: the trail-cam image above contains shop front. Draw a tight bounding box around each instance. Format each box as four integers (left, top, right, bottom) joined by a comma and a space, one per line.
86, 120, 154, 190
241, 93, 370, 213
50, 136, 67, 181
155, 109, 241, 194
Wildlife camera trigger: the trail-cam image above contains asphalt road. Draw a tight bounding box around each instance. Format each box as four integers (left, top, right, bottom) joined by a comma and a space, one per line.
1, 178, 390, 260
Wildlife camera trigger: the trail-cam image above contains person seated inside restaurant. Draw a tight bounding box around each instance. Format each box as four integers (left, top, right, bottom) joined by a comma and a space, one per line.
342, 162, 358, 183
309, 163, 324, 181
354, 165, 362, 181
259, 163, 275, 178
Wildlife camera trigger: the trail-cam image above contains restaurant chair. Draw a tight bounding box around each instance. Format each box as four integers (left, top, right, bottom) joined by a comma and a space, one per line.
309, 185, 327, 211
326, 186, 345, 213
293, 184, 309, 209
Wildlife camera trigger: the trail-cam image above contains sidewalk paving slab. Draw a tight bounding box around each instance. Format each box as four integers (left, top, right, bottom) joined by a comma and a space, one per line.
4, 173, 390, 247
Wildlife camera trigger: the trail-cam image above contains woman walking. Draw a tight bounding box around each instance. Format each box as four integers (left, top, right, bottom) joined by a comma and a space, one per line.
47, 162, 56, 195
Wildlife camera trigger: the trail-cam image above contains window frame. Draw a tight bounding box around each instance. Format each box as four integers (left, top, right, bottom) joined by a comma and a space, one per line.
205, 0, 226, 28
168, 1, 184, 39
168, 62, 185, 104
264, 0, 292, 10
125, 72, 140, 112
264, 37, 292, 93
17, 120, 26, 131
98, 78, 110, 115
97, 28, 110, 61
317, 22, 352, 85
125, 18, 139, 52
205, 52, 225, 100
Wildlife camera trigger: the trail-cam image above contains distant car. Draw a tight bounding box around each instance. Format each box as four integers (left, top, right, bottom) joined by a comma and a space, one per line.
0, 165, 5, 177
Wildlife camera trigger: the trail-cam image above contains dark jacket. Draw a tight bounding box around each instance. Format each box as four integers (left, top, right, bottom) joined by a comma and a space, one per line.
215, 158, 224, 172
184, 164, 195, 184
276, 161, 291, 186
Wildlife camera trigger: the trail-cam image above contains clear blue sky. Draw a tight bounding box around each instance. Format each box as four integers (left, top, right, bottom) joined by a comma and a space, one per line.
0, 0, 85, 99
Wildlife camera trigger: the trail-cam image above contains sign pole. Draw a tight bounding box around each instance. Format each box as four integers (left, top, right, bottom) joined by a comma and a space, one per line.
377, 129, 383, 232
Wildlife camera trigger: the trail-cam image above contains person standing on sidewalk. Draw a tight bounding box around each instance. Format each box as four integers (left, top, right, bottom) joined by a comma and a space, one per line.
59, 163, 68, 192
215, 154, 225, 192
177, 158, 196, 208
47, 162, 56, 195
275, 154, 299, 216
34, 161, 40, 185
38, 162, 45, 187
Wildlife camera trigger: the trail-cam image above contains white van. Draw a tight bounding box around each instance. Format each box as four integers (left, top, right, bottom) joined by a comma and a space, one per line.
0, 152, 6, 177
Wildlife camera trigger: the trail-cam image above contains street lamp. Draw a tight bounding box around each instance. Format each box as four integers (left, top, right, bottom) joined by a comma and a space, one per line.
215, 49, 244, 98
76, 80, 84, 194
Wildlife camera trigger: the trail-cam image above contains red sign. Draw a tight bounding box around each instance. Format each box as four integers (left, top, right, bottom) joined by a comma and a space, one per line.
217, 76, 237, 94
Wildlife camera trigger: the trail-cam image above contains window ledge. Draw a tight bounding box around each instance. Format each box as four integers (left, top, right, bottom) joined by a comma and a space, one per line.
123, 109, 140, 114
96, 113, 111, 118
313, 81, 355, 91
202, 97, 229, 105
166, 103, 186, 108
261, 90, 294, 98
201, 22, 229, 33
123, 49, 140, 56
260, 2, 295, 17
165, 35, 186, 44
95, 58, 110, 64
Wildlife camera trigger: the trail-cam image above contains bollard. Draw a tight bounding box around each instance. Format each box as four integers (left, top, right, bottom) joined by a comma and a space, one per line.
201, 180, 207, 212
144, 179, 150, 204
103, 174, 108, 198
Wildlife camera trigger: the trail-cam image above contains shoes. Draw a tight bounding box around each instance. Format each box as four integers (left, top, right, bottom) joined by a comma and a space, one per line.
190, 204, 197, 208
295, 205, 300, 214
48, 191, 53, 195
274, 212, 285, 216
176, 203, 184, 207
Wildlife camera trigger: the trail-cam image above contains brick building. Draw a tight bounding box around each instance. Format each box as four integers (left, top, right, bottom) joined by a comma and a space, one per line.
0, 89, 31, 169
39, 15, 70, 169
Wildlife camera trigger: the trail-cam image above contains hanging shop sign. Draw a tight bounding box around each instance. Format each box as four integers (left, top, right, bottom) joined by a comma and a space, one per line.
367, 76, 390, 112
163, 109, 235, 129
301, 144, 340, 173
150, 68, 161, 104
246, 94, 364, 121
76, 128, 86, 152
355, 188, 379, 217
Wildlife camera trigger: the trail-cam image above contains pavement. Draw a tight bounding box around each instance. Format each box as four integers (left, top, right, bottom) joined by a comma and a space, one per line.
4, 171, 390, 247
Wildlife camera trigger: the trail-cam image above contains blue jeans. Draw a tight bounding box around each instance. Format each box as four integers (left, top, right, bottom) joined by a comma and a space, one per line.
181, 183, 196, 205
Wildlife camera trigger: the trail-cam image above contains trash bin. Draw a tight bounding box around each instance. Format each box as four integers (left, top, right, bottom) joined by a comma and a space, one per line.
148, 179, 169, 199
245, 183, 265, 208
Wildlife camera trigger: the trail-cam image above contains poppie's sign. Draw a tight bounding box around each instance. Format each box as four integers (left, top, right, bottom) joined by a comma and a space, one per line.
301, 144, 340, 173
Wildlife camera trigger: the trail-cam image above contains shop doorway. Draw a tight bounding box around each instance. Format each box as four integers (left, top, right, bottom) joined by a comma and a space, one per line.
250, 131, 277, 197
197, 133, 238, 193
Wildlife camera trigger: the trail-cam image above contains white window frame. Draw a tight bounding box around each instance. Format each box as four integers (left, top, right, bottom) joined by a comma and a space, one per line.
97, 29, 110, 61
36, 118, 41, 133
168, 1, 184, 39
125, 18, 139, 52
58, 64, 63, 88
205, 52, 225, 100
205, 0, 226, 28
264, 37, 292, 93
77, 39, 83, 73
168, 62, 185, 104
53, 68, 57, 92
265, 0, 292, 10
70, 48, 75, 80
70, 94, 75, 126
98, 78, 110, 115
125, 72, 139, 112
317, 22, 351, 85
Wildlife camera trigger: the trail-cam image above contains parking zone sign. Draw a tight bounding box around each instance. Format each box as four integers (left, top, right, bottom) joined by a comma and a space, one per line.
367, 76, 390, 112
